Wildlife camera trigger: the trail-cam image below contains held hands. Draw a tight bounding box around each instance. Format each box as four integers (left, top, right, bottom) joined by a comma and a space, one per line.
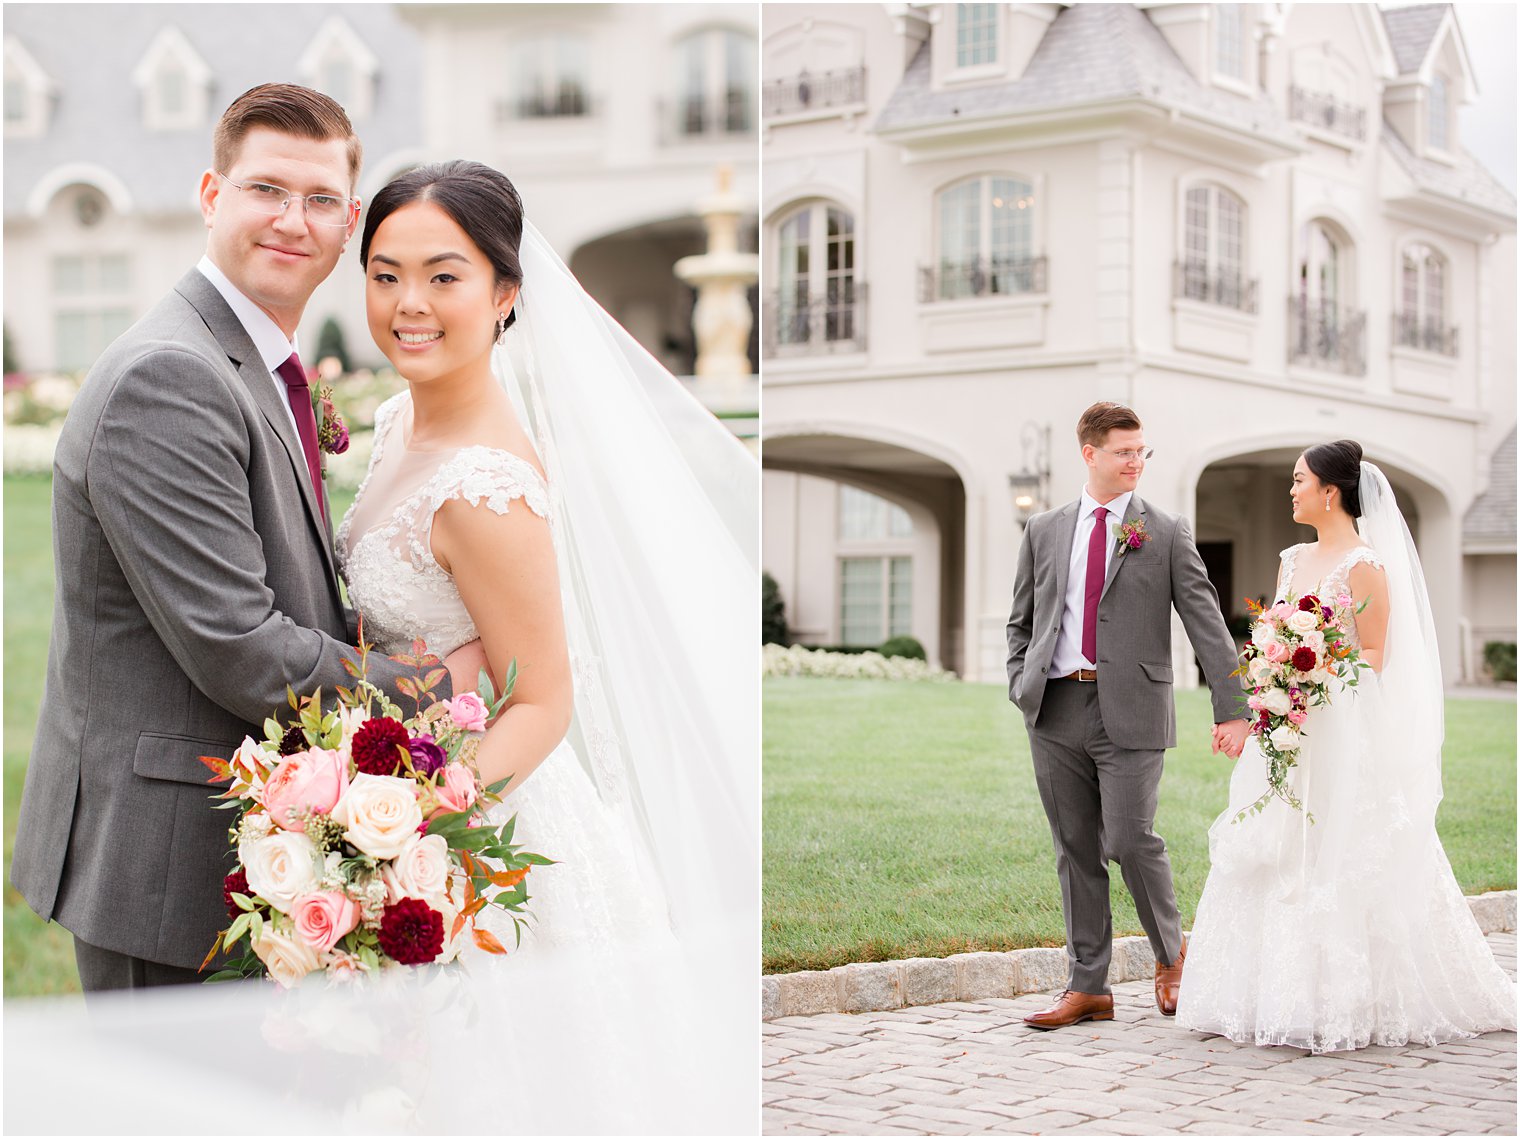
1211, 718, 1249, 758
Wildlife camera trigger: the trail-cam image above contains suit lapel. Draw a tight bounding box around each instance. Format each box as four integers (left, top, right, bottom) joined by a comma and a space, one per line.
1049, 500, 1080, 606
1100, 494, 1145, 602
175, 271, 337, 584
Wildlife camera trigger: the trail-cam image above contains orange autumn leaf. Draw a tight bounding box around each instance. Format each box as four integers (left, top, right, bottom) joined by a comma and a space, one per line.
489, 867, 530, 889
472, 928, 508, 955
451, 911, 467, 940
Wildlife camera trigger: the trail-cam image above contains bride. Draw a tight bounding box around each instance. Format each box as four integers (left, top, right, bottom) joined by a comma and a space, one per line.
1178, 441, 1515, 1054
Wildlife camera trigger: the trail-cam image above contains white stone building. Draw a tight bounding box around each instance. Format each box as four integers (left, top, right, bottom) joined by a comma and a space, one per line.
4, 3, 759, 385
761, 2, 1516, 685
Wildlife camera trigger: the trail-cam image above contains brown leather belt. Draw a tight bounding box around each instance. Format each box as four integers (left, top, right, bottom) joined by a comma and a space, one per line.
1054, 668, 1097, 682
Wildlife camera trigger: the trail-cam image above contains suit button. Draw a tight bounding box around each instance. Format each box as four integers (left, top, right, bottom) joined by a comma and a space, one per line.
1040, 666, 1047, 673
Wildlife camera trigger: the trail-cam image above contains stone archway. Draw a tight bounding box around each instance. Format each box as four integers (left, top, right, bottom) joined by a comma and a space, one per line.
1193, 445, 1460, 682
763, 431, 967, 674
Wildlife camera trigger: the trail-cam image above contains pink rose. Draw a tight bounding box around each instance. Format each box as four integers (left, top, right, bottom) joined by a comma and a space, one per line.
1337, 593, 1353, 609
1287, 709, 1308, 726
445, 693, 489, 733
1263, 640, 1289, 664
434, 763, 479, 814
262, 748, 348, 832
291, 890, 361, 953
1247, 694, 1266, 713
1270, 602, 1295, 622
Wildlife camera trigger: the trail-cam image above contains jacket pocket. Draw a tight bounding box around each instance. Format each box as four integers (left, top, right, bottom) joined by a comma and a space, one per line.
1139, 660, 1173, 683
132, 732, 240, 785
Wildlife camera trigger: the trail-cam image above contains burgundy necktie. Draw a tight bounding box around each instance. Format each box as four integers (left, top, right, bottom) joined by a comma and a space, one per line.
276, 352, 325, 522
1081, 506, 1109, 665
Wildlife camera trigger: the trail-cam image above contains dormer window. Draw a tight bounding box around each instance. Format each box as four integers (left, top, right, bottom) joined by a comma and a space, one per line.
4, 34, 54, 138
955, 5, 998, 69
298, 17, 378, 120
132, 26, 211, 132
1214, 5, 1246, 83
1428, 74, 1449, 152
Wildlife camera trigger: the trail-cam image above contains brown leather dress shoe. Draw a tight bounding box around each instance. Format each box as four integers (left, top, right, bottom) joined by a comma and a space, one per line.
1154, 937, 1187, 1016
1022, 989, 1114, 1029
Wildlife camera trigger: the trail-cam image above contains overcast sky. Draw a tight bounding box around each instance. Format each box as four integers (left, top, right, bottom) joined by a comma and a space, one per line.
1445, 3, 1515, 194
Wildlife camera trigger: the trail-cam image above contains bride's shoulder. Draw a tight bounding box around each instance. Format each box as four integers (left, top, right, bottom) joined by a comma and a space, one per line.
1278, 542, 1308, 562
429, 446, 551, 520
1344, 543, 1385, 571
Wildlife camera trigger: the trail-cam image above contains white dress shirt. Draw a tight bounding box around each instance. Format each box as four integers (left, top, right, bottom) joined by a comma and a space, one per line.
1050, 488, 1133, 674
195, 256, 310, 471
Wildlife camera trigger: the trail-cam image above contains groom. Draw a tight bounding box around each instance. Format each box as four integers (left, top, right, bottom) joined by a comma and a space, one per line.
11, 84, 479, 992
1006, 402, 1246, 1028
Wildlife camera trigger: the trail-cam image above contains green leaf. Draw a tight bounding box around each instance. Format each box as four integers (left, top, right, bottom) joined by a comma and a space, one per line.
226, 911, 252, 946
502, 658, 518, 699
232, 892, 256, 912
476, 668, 496, 708
484, 776, 514, 798
264, 717, 284, 743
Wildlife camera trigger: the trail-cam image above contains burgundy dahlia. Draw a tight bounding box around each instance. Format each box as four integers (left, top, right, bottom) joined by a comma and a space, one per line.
352, 716, 409, 776
1321, 606, 1334, 622
1298, 594, 1321, 613
407, 734, 446, 778
277, 724, 307, 757
1291, 646, 1318, 672
223, 868, 250, 919
378, 898, 444, 965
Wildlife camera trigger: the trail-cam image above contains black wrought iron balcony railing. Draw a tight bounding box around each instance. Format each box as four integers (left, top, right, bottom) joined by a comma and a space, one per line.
495, 86, 594, 123
1288, 296, 1367, 376
1173, 260, 1259, 313
763, 283, 868, 355
918, 255, 1047, 303
762, 66, 867, 118
661, 90, 755, 140
1288, 85, 1366, 141
1393, 312, 1459, 356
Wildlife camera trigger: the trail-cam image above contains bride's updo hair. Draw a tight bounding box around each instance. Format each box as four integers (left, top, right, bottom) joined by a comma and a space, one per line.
360, 160, 525, 330
1302, 440, 1364, 518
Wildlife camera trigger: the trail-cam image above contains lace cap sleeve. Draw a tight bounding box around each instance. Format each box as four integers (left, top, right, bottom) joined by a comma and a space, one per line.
1275, 543, 1304, 601
424, 447, 551, 521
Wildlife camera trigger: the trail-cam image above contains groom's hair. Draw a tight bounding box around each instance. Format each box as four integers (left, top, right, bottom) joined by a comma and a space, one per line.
213, 84, 362, 190
1077, 402, 1142, 448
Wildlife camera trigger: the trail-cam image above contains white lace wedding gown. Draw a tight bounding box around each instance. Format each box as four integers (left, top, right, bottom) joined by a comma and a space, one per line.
337, 390, 669, 961
1178, 543, 1516, 1053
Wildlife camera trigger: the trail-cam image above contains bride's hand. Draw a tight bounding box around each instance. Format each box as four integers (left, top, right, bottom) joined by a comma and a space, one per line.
443, 638, 490, 697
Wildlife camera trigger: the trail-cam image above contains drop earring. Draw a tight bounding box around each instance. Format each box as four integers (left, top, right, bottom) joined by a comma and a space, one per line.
495, 314, 508, 346
1325, 493, 1331, 513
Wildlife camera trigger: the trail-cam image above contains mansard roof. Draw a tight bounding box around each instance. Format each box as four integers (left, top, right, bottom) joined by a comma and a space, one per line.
875, 3, 1293, 143
2, 4, 421, 219
1381, 4, 1450, 75
1464, 426, 1517, 548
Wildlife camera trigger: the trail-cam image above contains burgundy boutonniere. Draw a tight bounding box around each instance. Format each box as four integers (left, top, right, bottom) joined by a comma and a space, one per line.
1114, 517, 1151, 555
314, 385, 350, 477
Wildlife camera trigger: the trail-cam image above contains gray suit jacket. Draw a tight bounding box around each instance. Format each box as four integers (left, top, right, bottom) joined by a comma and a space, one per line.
1005, 494, 1241, 751
11, 269, 439, 970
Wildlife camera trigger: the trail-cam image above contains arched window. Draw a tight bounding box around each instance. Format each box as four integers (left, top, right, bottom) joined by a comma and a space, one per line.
1428, 75, 1449, 151
1180, 184, 1252, 310
956, 5, 998, 69
1397, 243, 1456, 355
929, 175, 1040, 300
773, 202, 859, 351
1214, 5, 1245, 81
1291, 220, 1364, 375
675, 28, 754, 137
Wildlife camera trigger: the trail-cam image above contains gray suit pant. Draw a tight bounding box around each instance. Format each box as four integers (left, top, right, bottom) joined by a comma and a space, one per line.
1026, 680, 1184, 994
73, 934, 203, 993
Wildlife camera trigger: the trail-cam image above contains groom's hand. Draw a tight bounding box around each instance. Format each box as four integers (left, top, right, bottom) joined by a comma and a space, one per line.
444, 638, 490, 696
1211, 719, 1248, 758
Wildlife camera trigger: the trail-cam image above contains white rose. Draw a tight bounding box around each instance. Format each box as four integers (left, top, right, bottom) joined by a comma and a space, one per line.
1268, 723, 1302, 752
1259, 687, 1292, 717
1246, 657, 1275, 687
1300, 630, 1326, 656
1251, 621, 1278, 647
1287, 609, 1319, 635
241, 830, 320, 911
382, 834, 451, 904
251, 923, 321, 988
332, 773, 423, 859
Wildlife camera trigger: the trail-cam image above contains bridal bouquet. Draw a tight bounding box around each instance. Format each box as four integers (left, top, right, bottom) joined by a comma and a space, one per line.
1233, 590, 1370, 823
199, 639, 550, 986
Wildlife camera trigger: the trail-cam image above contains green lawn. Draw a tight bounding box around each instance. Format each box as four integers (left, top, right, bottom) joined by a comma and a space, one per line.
763, 676, 1517, 974
4, 476, 358, 997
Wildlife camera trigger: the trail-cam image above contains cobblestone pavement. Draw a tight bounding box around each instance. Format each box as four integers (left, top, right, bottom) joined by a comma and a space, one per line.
763, 932, 1516, 1135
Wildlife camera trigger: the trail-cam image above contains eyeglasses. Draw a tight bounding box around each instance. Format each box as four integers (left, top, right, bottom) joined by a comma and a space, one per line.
1096, 446, 1154, 462
215, 173, 358, 227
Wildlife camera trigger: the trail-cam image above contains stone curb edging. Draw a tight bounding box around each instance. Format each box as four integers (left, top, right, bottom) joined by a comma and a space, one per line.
761, 889, 1516, 1021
